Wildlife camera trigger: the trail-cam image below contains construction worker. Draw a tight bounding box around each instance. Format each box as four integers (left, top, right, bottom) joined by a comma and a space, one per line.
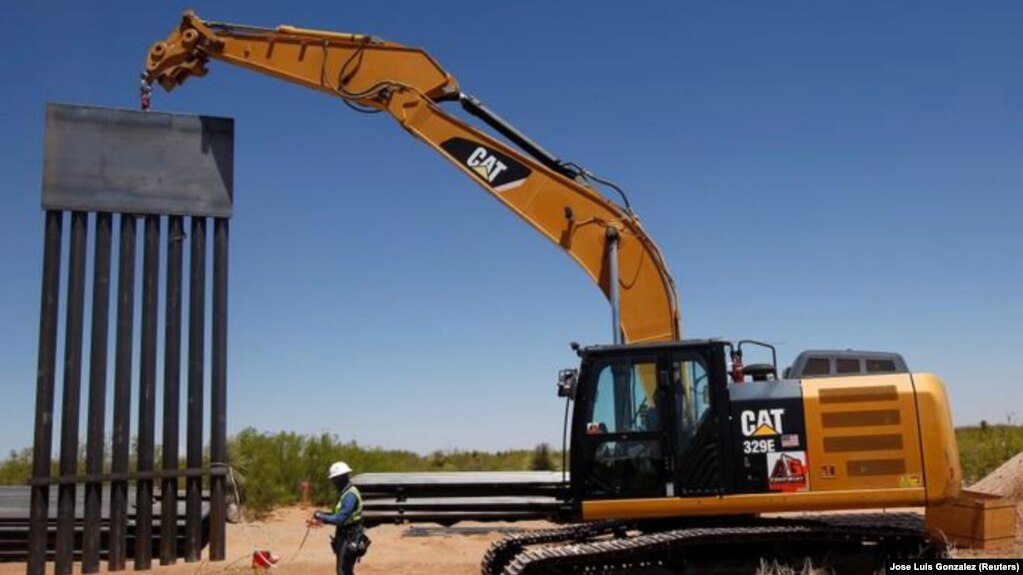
309, 461, 367, 575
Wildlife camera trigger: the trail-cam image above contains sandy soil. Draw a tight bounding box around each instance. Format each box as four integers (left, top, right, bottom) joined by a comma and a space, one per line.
0, 506, 551, 575
2, 504, 1018, 574
971, 452, 1023, 499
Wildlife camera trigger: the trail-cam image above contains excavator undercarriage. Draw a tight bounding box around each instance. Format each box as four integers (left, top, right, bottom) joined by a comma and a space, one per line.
480, 513, 944, 575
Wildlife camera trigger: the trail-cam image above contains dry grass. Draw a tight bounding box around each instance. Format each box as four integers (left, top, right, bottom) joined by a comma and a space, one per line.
755, 558, 833, 575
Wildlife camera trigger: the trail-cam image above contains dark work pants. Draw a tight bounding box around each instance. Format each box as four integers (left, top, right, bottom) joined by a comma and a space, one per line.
333, 529, 359, 575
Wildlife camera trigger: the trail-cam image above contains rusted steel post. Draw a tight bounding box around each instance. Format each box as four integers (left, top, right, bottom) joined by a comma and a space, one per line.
108, 214, 137, 571
27, 210, 63, 575
160, 215, 184, 565
82, 212, 112, 573
135, 215, 161, 568
209, 218, 229, 560
185, 217, 206, 562
55, 212, 88, 575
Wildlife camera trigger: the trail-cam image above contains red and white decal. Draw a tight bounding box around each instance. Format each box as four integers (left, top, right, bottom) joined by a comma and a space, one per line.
766, 451, 809, 492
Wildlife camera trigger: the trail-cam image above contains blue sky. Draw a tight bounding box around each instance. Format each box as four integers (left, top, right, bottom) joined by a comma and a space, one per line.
0, 2, 1020, 456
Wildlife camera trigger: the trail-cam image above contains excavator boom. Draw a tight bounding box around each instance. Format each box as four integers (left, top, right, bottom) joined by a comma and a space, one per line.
145, 11, 681, 344
145, 12, 459, 103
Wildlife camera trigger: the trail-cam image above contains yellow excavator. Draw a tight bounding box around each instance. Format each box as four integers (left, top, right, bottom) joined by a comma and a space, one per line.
145, 12, 962, 573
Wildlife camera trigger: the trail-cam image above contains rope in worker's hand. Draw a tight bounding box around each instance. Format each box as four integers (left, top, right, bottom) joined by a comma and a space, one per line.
191, 463, 321, 574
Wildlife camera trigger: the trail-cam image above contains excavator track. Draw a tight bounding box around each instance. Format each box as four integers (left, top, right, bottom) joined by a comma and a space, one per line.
480, 521, 626, 575
482, 514, 944, 575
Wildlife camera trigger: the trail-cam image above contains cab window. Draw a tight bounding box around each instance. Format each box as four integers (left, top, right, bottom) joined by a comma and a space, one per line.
836, 358, 860, 374
672, 358, 710, 452
582, 358, 664, 497
588, 360, 660, 433
802, 357, 831, 376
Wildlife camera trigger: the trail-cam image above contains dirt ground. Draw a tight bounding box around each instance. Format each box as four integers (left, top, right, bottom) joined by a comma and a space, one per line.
2, 504, 1019, 574
0, 506, 551, 575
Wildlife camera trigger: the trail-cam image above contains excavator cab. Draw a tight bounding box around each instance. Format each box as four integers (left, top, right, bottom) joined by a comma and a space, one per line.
568, 340, 730, 505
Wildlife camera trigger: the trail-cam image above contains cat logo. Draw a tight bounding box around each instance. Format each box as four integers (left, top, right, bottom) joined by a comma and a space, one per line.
466, 147, 508, 184
440, 137, 531, 192
740, 408, 785, 437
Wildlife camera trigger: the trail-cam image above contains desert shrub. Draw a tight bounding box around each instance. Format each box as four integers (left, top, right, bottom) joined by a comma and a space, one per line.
225, 428, 563, 516
0, 449, 32, 485
956, 423, 1023, 484
529, 443, 555, 471
0, 429, 568, 515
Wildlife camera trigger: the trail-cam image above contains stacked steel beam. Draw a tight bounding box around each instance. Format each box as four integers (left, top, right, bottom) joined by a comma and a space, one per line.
354, 472, 570, 526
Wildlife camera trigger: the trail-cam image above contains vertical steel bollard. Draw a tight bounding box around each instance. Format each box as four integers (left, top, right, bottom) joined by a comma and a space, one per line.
185, 217, 206, 562
108, 214, 138, 571
27, 211, 64, 575
82, 212, 112, 574
135, 215, 161, 568
160, 215, 185, 565
55, 212, 88, 575
210, 218, 230, 560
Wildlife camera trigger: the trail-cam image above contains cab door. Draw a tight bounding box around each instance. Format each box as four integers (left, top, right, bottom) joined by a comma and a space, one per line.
572, 353, 673, 500
666, 345, 733, 496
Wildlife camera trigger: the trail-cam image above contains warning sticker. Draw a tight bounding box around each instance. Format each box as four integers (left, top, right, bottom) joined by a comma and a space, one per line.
767, 451, 809, 492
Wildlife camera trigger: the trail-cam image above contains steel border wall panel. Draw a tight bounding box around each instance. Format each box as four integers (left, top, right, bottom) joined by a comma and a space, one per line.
32, 104, 233, 573
42, 104, 233, 217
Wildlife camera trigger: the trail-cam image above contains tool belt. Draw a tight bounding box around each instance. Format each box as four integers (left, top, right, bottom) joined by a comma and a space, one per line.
330, 525, 371, 559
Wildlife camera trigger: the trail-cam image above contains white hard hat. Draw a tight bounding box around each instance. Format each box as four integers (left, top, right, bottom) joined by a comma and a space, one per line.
328, 461, 352, 479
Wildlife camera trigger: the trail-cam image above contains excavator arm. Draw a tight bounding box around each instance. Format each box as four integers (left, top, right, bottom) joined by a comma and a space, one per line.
145, 11, 681, 343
